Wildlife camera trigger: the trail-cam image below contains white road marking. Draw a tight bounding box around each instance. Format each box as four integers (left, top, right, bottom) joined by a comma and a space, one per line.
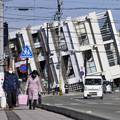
113, 98, 120, 100
54, 104, 63, 106
70, 103, 79, 105
115, 111, 120, 113
72, 96, 118, 105
102, 102, 112, 105
46, 103, 50, 105
87, 102, 98, 104
86, 110, 92, 114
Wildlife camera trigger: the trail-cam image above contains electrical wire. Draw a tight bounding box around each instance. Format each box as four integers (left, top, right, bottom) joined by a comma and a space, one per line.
2, 16, 120, 26
2, 12, 120, 24
4, 5, 120, 11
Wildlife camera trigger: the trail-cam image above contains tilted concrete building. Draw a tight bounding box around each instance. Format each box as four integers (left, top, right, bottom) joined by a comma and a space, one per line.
8, 10, 120, 93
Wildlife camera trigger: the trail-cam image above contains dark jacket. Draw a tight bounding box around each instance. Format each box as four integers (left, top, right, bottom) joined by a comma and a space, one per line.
3, 72, 19, 92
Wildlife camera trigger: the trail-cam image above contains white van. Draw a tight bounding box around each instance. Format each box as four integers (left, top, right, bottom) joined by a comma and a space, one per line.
83, 75, 103, 99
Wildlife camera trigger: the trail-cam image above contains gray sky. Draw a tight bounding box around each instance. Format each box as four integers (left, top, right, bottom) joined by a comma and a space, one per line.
4, 0, 120, 31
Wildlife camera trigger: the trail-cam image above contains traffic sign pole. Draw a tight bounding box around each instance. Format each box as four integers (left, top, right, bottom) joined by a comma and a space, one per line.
20, 45, 33, 80
26, 58, 29, 80
0, 0, 4, 85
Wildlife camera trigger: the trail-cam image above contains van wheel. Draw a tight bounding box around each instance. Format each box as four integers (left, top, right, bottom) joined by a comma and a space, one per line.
84, 97, 87, 99
100, 96, 103, 99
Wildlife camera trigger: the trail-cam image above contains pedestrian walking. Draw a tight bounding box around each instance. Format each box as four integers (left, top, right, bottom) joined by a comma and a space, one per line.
55, 84, 59, 95
25, 70, 42, 110
3, 67, 20, 110
65, 82, 69, 94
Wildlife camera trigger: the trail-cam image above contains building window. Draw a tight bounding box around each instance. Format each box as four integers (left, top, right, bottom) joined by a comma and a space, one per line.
60, 27, 68, 51
73, 21, 89, 46
98, 14, 113, 41
36, 48, 41, 56
104, 43, 118, 66
87, 59, 97, 74
50, 27, 68, 51
84, 50, 97, 74
66, 56, 75, 79
40, 48, 45, 56
32, 32, 40, 43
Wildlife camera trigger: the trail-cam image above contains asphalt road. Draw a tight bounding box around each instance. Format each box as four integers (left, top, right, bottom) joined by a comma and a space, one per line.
42, 92, 120, 120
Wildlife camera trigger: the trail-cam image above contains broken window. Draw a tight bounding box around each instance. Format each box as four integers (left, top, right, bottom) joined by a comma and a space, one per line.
32, 32, 40, 43
59, 28, 68, 51
98, 14, 113, 41
73, 21, 89, 46
50, 27, 68, 51
84, 50, 97, 74
65, 56, 75, 79
104, 43, 118, 66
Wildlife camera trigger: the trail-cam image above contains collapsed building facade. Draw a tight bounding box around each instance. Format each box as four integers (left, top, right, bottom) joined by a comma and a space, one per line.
8, 10, 120, 93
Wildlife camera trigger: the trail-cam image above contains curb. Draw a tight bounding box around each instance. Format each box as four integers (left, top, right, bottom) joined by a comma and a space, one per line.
38, 104, 110, 120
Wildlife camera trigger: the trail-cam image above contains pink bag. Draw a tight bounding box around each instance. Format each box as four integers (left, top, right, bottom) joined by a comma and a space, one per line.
18, 94, 28, 105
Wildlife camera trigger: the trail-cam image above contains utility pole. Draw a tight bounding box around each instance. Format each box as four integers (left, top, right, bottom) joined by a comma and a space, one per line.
0, 0, 4, 80
46, 23, 50, 94
54, 0, 63, 95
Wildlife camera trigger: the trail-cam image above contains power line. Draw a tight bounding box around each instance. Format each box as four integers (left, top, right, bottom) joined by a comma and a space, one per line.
3, 17, 120, 25
5, 6, 56, 10
2, 14, 120, 25
4, 26, 120, 37
3, 16, 51, 21
2, 11, 120, 24
64, 0, 120, 1
5, 13, 52, 19
4, 5, 120, 11
63, 7, 120, 11
4, 11, 56, 21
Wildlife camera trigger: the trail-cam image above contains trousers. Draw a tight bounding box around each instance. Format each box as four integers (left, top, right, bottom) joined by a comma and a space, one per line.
6, 91, 17, 108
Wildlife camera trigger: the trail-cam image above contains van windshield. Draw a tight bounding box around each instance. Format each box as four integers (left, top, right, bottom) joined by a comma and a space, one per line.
85, 79, 102, 85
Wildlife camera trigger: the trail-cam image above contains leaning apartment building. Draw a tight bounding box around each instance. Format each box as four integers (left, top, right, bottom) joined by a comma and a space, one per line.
8, 10, 120, 93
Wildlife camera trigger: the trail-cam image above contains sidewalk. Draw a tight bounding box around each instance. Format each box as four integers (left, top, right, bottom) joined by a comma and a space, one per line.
0, 109, 7, 120
0, 106, 74, 120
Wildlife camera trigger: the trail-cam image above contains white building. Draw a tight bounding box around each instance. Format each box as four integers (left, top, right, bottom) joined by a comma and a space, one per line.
8, 10, 120, 93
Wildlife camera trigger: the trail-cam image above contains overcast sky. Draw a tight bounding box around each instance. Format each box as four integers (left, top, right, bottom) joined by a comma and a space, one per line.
4, 0, 120, 31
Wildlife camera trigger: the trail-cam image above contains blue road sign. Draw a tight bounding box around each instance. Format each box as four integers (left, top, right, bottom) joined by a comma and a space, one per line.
19, 64, 27, 73
20, 45, 33, 58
